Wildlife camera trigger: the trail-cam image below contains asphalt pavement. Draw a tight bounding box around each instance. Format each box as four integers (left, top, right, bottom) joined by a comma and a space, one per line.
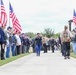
0, 50, 76, 75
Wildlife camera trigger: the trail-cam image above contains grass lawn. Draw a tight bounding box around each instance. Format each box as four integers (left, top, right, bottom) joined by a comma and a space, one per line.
70, 52, 76, 58
0, 53, 31, 66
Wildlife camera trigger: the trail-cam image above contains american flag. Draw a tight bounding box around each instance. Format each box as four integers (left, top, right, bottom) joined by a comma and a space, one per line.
0, 0, 7, 26
73, 9, 76, 25
9, 2, 22, 32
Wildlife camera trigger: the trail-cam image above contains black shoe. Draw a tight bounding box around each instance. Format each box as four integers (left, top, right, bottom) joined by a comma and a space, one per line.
1, 58, 5, 60
64, 57, 67, 59
67, 56, 70, 59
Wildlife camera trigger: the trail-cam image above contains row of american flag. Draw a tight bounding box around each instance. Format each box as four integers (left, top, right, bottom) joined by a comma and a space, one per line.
0, 0, 22, 33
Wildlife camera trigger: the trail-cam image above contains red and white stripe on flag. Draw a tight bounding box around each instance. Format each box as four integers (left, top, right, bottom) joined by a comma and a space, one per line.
73, 16, 76, 25
10, 13, 22, 32
0, 0, 7, 26
73, 9, 76, 25
9, 3, 22, 33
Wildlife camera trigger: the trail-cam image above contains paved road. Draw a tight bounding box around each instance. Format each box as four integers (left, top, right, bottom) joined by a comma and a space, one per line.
0, 51, 76, 75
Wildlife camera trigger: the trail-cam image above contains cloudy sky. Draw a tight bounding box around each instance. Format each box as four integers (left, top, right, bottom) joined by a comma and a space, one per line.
4, 0, 76, 33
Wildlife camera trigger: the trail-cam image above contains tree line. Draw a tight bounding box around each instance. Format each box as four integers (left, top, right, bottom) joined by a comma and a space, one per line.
25, 28, 60, 38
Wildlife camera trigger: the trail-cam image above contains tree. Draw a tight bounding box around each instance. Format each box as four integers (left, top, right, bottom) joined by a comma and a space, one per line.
42, 28, 55, 38
25, 32, 36, 38
55, 33, 60, 38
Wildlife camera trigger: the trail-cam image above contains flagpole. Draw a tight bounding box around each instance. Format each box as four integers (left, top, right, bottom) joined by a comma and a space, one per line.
9, 0, 10, 27
9, 11, 10, 27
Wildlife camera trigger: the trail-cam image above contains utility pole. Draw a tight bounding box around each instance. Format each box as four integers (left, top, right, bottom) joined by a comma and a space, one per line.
68, 19, 73, 31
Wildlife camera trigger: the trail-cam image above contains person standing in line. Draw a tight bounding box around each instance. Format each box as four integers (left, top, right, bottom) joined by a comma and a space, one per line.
11, 32, 17, 56
42, 37, 47, 53
15, 31, 21, 55
0, 25, 6, 60
5, 27, 13, 58
71, 28, 76, 54
6, 27, 12, 58
23, 34, 28, 53
19, 33, 25, 54
51, 36, 55, 53
35, 33, 42, 56
32, 38, 36, 53
49, 37, 52, 51
60, 33, 64, 56
26, 35, 30, 53
60, 25, 73, 59
45, 37, 49, 51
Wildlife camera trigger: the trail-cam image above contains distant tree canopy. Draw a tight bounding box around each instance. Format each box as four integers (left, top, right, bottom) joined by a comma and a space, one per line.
54, 33, 60, 38
25, 32, 36, 38
25, 28, 60, 39
42, 28, 55, 38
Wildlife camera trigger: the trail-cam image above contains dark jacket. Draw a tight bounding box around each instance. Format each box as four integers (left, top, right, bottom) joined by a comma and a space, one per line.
12, 35, 17, 44
0, 27, 5, 43
35, 36, 42, 46
23, 38, 30, 46
51, 39, 55, 46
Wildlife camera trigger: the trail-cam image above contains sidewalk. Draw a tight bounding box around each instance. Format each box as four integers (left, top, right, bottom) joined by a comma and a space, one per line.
0, 51, 76, 75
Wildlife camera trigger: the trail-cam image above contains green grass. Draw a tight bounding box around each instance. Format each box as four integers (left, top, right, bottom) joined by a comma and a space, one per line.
70, 52, 76, 58
0, 53, 31, 66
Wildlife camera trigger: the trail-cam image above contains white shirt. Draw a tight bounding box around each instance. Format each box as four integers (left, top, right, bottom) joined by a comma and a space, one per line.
15, 34, 21, 45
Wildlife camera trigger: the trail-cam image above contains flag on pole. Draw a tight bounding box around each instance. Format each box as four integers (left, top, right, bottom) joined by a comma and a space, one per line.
0, 0, 7, 26
9, 2, 22, 32
73, 9, 76, 25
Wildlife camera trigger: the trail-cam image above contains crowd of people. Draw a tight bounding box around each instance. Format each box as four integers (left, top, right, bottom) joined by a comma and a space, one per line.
31, 25, 76, 59
0, 25, 61, 60
0, 25, 76, 60
0, 25, 31, 60
32, 33, 61, 56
